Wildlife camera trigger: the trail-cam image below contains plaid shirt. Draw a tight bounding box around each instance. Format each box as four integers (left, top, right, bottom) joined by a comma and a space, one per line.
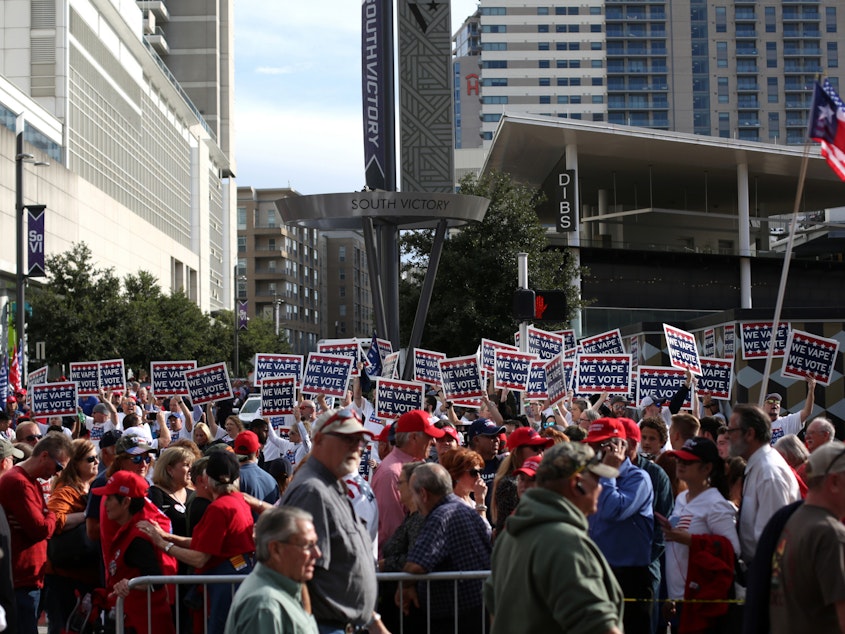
408, 494, 492, 617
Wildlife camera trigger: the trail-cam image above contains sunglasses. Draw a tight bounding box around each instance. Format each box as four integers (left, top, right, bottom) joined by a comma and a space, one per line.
84, 455, 99, 463
54, 460, 65, 473
130, 454, 152, 464
468, 468, 483, 477
26, 434, 43, 442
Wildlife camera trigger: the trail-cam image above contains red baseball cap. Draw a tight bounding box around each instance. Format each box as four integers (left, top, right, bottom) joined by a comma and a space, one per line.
617, 418, 641, 444
507, 426, 554, 452
584, 418, 626, 444
91, 471, 149, 498
395, 410, 444, 438
513, 455, 542, 478
234, 430, 260, 456
376, 424, 392, 443
440, 425, 460, 442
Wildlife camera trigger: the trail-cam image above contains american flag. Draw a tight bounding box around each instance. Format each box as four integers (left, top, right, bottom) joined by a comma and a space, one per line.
807, 79, 845, 181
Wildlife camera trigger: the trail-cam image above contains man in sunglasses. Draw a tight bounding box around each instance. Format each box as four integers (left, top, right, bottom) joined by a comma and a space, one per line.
280, 407, 387, 634
0, 432, 73, 634
769, 440, 845, 634
763, 376, 817, 446
14, 421, 43, 448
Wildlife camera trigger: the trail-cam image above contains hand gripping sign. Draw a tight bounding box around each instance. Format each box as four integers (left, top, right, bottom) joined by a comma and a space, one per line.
781, 329, 840, 386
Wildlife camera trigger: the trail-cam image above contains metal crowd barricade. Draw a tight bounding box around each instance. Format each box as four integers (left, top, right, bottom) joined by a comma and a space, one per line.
116, 570, 492, 634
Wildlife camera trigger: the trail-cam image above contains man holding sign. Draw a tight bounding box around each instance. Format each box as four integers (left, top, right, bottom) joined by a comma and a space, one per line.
764, 377, 816, 445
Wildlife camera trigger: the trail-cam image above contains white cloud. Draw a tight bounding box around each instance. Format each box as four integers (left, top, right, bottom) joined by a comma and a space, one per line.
254, 66, 294, 76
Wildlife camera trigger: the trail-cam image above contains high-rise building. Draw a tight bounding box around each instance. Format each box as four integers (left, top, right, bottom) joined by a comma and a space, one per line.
0, 0, 236, 315
453, 9, 485, 182
473, 1, 843, 145
321, 231, 373, 341
236, 187, 322, 355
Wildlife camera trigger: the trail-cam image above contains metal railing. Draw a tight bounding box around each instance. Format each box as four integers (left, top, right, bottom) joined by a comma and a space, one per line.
114, 570, 492, 634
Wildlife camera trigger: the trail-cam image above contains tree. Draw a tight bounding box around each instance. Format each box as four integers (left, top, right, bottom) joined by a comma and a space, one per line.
399, 171, 584, 356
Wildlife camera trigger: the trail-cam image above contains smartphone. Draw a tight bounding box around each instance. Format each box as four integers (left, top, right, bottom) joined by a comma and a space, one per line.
146, 412, 157, 422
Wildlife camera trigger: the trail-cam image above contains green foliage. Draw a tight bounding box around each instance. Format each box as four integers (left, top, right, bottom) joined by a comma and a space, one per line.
27, 242, 290, 376
399, 171, 583, 356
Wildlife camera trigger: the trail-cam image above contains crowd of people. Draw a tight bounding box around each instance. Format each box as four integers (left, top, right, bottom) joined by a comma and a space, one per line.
0, 369, 842, 634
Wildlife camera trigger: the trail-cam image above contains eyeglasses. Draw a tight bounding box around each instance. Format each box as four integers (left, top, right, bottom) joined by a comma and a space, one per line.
130, 454, 152, 464
765, 399, 781, 405
83, 455, 99, 463
25, 434, 42, 442
522, 445, 543, 454
280, 540, 320, 554
53, 459, 66, 473
326, 433, 368, 448
468, 468, 483, 477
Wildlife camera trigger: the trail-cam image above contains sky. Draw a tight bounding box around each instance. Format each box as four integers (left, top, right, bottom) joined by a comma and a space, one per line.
233, 1, 480, 195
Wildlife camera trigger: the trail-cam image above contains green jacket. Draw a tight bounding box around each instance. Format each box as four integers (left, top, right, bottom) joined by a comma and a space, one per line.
483, 487, 624, 634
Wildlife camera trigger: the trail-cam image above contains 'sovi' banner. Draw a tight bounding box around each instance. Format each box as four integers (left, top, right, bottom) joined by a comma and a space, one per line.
150, 361, 197, 397
576, 354, 632, 394
413, 348, 446, 385
699, 357, 734, 400
31, 381, 77, 416
254, 354, 303, 387
183, 362, 233, 406
579, 329, 625, 355
439, 356, 484, 401
261, 376, 297, 417
663, 324, 702, 375
302, 353, 355, 398
493, 350, 537, 392
375, 378, 425, 419
740, 322, 789, 360
781, 329, 840, 386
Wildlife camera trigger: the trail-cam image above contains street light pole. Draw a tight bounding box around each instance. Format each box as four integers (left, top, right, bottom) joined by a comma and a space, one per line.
15, 116, 25, 385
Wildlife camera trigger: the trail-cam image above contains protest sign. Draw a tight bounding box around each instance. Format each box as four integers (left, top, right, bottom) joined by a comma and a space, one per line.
31, 381, 77, 416
636, 366, 689, 408
254, 354, 303, 387
579, 329, 625, 355
375, 338, 393, 362
184, 363, 233, 405
699, 357, 734, 400
318, 339, 364, 376
27, 366, 48, 387
740, 322, 789, 360
526, 326, 564, 360
723, 323, 736, 359
439, 356, 484, 400
481, 339, 518, 373
576, 354, 632, 394
150, 361, 197, 397
544, 353, 567, 404
781, 329, 840, 386
703, 328, 716, 357
70, 362, 99, 396
382, 352, 401, 379
375, 378, 425, 419
493, 350, 537, 392
663, 324, 702, 375
629, 336, 639, 369
260, 376, 297, 416
99, 359, 126, 393
554, 329, 577, 352
302, 353, 355, 397
524, 360, 548, 401
413, 348, 446, 385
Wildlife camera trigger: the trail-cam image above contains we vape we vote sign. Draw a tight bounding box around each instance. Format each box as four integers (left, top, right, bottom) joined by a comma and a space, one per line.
302, 353, 354, 397
439, 356, 484, 400
699, 358, 734, 400
526, 327, 563, 360
579, 329, 625, 355
740, 322, 790, 360
261, 376, 296, 417
375, 379, 424, 419
663, 324, 702, 375
31, 381, 77, 416
636, 367, 688, 407
413, 348, 445, 384
782, 329, 840, 386
576, 354, 632, 394
494, 350, 536, 392
184, 363, 232, 405
150, 361, 197, 397
254, 354, 303, 387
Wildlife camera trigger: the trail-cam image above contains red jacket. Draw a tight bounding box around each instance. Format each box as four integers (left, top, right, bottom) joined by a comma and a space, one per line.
0, 465, 57, 588
680, 534, 735, 633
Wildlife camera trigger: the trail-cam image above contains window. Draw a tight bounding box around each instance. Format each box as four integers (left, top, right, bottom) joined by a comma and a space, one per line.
338, 246, 346, 262
718, 77, 729, 103
767, 77, 778, 103
592, 95, 604, 104
482, 42, 507, 51
339, 268, 346, 281
769, 112, 780, 141
766, 42, 777, 68
592, 77, 603, 86
483, 96, 508, 104
591, 59, 603, 68
237, 207, 246, 230
237, 236, 246, 252
718, 112, 730, 138
716, 42, 728, 68
267, 209, 276, 228
539, 95, 550, 104
539, 60, 550, 68
482, 60, 508, 69
590, 24, 601, 33
539, 77, 550, 86
339, 305, 347, 317
827, 7, 837, 33
556, 78, 568, 86
537, 7, 549, 15
480, 7, 506, 15
538, 42, 549, 50
481, 25, 507, 33
829, 42, 839, 68
538, 24, 549, 33
715, 7, 727, 33
482, 78, 508, 86
556, 59, 567, 68
268, 238, 276, 251
340, 286, 346, 297
765, 7, 776, 33
557, 95, 569, 104
570, 78, 581, 86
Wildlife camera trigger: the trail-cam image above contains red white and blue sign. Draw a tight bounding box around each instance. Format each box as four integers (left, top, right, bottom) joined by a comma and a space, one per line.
579, 329, 625, 355
544, 353, 567, 404
439, 355, 484, 401
702, 328, 716, 357
554, 329, 577, 352
636, 366, 689, 408
629, 336, 639, 369
663, 324, 702, 375
150, 361, 197, 397
254, 354, 303, 387
27, 366, 48, 387
382, 351, 400, 380
524, 360, 548, 401
183, 362, 233, 406
318, 340, 364, 376
781, 329, 840, 386
375, 378, 425, 419
740, 322, 790, 360
526, 326, 564, 360
261, 376, 297, 417
723, 323, 736, 358
493, 350, 537, 392
699, 357, 734, 400
99, 359, 126, 393
413, 348, 446, 385
481, 339, 517, 373
70, 362, 99, 396
576, 354, 632, 394
31, 381, 78, 416
302, 353, 355, 398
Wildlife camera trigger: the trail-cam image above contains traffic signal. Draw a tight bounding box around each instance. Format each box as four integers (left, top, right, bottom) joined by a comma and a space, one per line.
533, 290, 568, 321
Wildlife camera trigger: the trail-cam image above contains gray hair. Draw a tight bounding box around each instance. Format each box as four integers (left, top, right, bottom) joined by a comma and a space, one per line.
410, 462, 453, 497
255, 506, 314, 563
207, 476, 239, 494
774, 434, 810, 468
808, 417, 836, 442
581, 409, 600, 423
394, 431, 412, 449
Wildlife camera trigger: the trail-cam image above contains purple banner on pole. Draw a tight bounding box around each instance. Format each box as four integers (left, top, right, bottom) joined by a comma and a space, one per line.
362, 0, 388, 190
237, 301, 249, 331
184, 362, 233, 405
150, 361, 197, 397
375, 378, 424, 419
27, 206, 46, 277
31, 381, 78, 416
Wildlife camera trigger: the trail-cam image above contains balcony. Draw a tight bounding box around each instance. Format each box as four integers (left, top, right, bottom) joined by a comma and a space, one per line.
144, 26, 169, 56
137, 0, 169, 21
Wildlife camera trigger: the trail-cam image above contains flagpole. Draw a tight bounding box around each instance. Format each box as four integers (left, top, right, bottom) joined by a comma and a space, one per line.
757, 144, 812, 406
